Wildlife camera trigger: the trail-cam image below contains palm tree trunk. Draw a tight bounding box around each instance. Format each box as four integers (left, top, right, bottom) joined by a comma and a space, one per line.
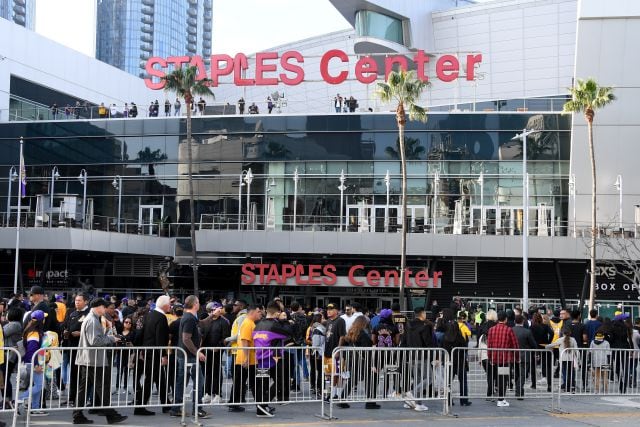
587, 118, 596, 311
186, 99, 199, 294
399, 121, 407, 312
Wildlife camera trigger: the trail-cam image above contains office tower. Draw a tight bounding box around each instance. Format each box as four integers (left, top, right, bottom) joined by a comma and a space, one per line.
96, 0, 212, 77
0, 0, 35, 29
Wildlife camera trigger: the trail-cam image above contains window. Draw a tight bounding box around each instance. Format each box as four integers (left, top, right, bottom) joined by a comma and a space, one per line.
355, 10, 405, 45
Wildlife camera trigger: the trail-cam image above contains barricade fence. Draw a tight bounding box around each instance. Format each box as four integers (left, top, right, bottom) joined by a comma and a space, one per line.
557, 347, 640, 411
451, 347, 556, 404
195, 346, 323, 422
0, 347, 22, 427
329, 347, 450, 418
24, 346, 188, 426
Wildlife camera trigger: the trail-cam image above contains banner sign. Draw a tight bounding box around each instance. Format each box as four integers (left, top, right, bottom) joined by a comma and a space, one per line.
241, 263, 442, 289
144, 50, 483, 90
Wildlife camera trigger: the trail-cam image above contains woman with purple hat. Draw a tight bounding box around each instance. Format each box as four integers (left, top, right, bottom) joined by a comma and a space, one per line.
19, 310, 47, 415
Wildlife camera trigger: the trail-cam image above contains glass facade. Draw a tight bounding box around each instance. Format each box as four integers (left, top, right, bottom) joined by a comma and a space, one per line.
0, 112, 571, 236
96, 0, 212, 77
0, 0, 35, 29
355, 10, 405, 45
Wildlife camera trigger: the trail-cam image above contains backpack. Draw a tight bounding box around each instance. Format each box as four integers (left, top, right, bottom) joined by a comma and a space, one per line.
443, 320, 466, 350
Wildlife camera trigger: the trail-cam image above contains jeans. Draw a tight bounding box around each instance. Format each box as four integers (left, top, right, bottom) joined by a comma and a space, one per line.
172, 355, 203, 413
19, 365, 43, 410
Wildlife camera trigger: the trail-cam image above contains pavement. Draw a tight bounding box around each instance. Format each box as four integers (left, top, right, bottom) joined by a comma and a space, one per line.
18, 394, 640, 427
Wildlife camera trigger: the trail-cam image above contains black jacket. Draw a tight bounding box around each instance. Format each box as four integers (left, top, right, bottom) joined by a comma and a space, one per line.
33, 300, 59, 334
404, 319, 434, 348
202, 316, 231, 347
137, 309, 170, 354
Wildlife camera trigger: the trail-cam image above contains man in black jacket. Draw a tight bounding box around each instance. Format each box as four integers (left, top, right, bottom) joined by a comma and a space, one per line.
201, 302, 230, 403
512, 315, 537, 397
62, 293, 90, 406
402, 307, 434, 412
29, 286, 59, 333
134, 295, 171, 415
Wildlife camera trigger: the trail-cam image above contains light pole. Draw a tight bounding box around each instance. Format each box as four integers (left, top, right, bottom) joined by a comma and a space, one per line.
78, 169, 87, 228
13, 137, 24, 294
264, 176, 276, 228
384, 170, 390, 232
432, 171, 440, 233
614, 174, 623, 231
292, 168, 300, 230
112, 175, 122, 232
478, 172, 485, 234
243, 168, 253, 229
6, 166, 17, 223
568, 173, 576, 237
511, 128, 541, 310
50, 166, 60, 227
338, 170, 346, 232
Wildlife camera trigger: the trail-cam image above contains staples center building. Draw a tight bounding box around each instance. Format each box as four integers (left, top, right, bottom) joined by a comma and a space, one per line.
0, 0, 639, 314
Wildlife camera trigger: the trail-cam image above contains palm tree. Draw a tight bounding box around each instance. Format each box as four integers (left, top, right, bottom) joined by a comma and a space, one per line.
385, 136, 426, 160
376, 70, 428, 310
563, 78, 615, 311
162, 65, 213, 295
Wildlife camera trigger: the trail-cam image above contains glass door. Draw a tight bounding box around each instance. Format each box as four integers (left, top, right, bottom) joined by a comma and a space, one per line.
139, 204, 163, 235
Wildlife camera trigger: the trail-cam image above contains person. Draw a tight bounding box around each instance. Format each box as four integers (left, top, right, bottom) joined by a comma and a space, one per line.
54, 294, 67, 324
546, 327, 578, 392
123, 103, 128, 118
590, 332, 611, 393
512, 314, 537, 397
134, 295, 171, 415
252, 301, 292, 417
401, 307, 433, 412
267, 97, 274, 114
391, 303, 408, 341
248, 103, 259, 114
164, 100, 171, 116
174, 98, 181, 116
169, 296, 209, 419
610, 313, 632, 393
28, 286, 59, 334
201, 301, 230, 404
568, 310, 589, 389
115, 315, 136, 393
324, 303, 347, 400
372, 309, 400, 398
238, 97, 245, 114
307, 312, 325, 397
487, 310, 519, 407
51, 103, 59, 119
227, 304, 262, 413
289, 301, 309, 390
18, 310, 47, 415
197, 97, 206, 115
3, 307, 23, 402
632, 318, 640, 388
129, 102, 138, 118
333, 94, 342, 113
61, 293, 89, 407
441, 308, 471, 407
584, 309, 602, 344
64, 104, 72, 119
109, 104, 117, 118
348, 96, 357, 112
337, 315, 380, 410
73, 298, 127, 425
530, 312, 553, 392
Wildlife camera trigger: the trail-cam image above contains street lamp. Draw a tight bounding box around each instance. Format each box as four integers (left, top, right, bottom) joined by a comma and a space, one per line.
432, 171, 440, 233
264, 176, 276, 228
50, 166, 60, 227
511, 128, 542, 310
6, 166, 17, 223
292, 168, 300, 230
568, 173, 576, 237
478, 172, 485, 234
78, 169, 87, 228
614, 174, 623, 231
338, 170, 346, 232
384, 170, 390, 232
112, 175, 122, 232
243, 168, 253, 229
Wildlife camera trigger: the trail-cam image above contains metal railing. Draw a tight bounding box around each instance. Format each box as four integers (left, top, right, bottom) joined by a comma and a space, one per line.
329, 347, 450, 417
0, 347, 22, 427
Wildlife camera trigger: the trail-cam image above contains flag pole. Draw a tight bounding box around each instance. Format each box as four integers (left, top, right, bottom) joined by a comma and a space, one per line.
13, 137, 24, 295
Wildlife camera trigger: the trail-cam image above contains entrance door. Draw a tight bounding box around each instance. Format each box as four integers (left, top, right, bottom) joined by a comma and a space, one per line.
138, 204, 163, 235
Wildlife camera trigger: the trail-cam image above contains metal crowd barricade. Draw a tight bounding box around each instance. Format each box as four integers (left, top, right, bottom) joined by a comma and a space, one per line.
451, 347, 556, 406
195, 346, 323, 423
0, 347, 21, 427
329, 347, 449, 418
557, 347, 640, 412
23, 346, 189, 426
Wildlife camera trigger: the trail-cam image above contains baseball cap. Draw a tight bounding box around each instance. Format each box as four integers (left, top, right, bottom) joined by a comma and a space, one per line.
31, 310, 48, 321
615, 313, 630, 321
55, 294, 65, 301
326, 303, 338, 310
29, 286, 44, 296
90, 298, 109, 308
595, 332, 605, 340
380, 308, 393, 319
206, 301, 222, 311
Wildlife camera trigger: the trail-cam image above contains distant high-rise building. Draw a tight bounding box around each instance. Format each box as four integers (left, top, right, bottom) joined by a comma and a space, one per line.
0, 0, 35, 29
96, 0, 212, 77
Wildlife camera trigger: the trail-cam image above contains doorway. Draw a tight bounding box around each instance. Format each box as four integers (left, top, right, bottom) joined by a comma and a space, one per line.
138, 204, 163, 235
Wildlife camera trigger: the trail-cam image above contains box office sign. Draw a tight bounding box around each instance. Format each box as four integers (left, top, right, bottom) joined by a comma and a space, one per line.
241, 263, 442, 289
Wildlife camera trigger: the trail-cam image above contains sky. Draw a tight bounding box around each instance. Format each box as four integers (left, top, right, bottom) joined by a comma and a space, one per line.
35, 0, 351, 57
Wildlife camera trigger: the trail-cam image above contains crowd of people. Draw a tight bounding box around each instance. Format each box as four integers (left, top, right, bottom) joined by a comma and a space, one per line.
0, 289, 638, 424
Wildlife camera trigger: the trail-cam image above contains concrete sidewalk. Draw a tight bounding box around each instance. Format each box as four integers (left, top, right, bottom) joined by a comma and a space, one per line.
21, 395, 640, 426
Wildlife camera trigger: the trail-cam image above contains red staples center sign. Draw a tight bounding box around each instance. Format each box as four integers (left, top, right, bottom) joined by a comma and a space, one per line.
241, 263, 442, 289
144, 50, 483, 90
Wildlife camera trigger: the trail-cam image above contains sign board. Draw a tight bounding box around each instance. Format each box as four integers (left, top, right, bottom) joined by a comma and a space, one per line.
241, 263, 442, 289
144, 50, 483, 90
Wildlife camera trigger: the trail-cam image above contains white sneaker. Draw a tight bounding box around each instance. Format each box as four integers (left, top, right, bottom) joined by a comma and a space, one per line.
387, 391, 397, 399
403, 404, 412, 409
497, 400, 510, 407
403, 391, 416, 408
414, 404, 429, 412
201, 394, 212, 404
211, 395, 221, 404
